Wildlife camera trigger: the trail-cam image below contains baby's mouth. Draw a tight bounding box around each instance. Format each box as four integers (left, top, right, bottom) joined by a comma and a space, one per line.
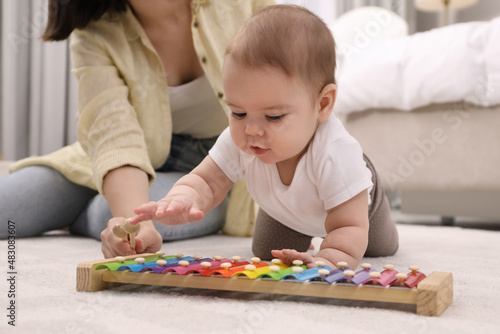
250, 146, 269, 155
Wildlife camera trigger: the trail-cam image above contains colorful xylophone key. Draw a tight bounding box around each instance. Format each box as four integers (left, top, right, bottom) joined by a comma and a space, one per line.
205, 256, 253, 277
311, 261, 351, 284
280, 261, 333, 282
117, 254, 196, 272
390, 265, 427, 288
142, 257, 212, 274
234, 258, 292, 279
95, 251, 176, 271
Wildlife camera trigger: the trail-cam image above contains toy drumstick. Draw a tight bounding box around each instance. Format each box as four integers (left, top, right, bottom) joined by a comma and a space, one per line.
123, 219, 139, 250
112, 219, 140, 250
112, 224, 128, 242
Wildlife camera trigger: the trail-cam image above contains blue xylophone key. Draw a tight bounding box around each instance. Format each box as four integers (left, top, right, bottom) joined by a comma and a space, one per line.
118, 256, 196, 272
281, 266, 334, 282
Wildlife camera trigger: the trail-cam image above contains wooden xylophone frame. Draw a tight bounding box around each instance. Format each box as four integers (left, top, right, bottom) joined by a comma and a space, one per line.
77, 253, 453, 316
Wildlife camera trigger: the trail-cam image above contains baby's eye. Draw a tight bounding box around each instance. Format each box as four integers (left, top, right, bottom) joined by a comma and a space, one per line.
231, 112, 246, 119
266, 115, 283, 121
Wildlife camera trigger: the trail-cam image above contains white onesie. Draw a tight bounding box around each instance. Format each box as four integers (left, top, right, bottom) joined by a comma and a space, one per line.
209, 115, 373, 237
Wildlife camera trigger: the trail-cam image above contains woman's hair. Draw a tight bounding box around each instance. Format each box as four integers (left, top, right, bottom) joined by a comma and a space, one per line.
42, 0, 127, 41
225, 5, 336, 100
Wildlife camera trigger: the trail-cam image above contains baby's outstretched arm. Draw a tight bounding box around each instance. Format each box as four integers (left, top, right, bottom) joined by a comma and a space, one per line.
130, 156, 233, 226
272, 190, 369, 270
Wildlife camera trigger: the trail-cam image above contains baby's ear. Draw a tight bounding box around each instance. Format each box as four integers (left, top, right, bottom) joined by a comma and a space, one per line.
317, 84, 337, 123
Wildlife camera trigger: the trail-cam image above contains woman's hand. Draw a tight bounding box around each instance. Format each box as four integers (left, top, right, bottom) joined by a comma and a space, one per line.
100, 217, 162, 258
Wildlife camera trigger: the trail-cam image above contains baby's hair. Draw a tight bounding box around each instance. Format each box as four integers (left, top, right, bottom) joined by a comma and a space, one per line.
225, 5, 336, 101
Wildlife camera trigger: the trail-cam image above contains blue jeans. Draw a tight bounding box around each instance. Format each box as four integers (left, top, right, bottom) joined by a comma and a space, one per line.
0, 135, 226, 240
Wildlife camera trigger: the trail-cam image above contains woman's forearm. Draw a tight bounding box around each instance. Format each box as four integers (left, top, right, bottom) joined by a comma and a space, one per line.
102, 165, 151, 219
101, 165, 161, 257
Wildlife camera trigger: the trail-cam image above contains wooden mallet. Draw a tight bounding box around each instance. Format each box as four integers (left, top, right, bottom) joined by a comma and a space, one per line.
112, 219, 139, 250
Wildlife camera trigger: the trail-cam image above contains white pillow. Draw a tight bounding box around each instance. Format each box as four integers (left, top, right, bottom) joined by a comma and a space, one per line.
334, 19, 500, 115
331, 6, 408, 73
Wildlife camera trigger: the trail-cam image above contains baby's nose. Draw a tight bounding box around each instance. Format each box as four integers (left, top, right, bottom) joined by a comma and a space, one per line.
245, 122, 264, 136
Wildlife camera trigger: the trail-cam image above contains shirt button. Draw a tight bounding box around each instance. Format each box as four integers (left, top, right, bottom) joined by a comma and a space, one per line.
201, 56, 207, 64
193, 21, 199, 28
217, 92, 224, 99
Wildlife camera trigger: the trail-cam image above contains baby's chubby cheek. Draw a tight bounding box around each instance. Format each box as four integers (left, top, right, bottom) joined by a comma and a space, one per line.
268, 118, 289, 134
229, 130, 250, 154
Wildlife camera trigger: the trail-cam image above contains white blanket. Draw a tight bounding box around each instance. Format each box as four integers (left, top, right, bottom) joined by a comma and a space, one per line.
334, 17, 500, 115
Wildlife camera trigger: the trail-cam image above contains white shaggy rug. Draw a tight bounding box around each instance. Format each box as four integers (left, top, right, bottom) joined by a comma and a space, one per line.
1, 221, 499, 334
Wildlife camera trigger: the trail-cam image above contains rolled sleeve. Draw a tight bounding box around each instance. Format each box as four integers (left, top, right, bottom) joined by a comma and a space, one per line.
71, 29, 155, 193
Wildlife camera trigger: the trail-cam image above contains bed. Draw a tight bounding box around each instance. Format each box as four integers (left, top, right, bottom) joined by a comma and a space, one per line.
332, 8, 500, 221
339, 103, 500, 221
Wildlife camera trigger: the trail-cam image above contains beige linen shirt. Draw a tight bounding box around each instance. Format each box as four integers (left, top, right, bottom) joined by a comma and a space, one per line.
10, 0, 274, 195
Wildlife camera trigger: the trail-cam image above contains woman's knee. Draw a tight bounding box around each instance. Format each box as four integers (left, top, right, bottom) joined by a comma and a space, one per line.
0, 166, 95, 238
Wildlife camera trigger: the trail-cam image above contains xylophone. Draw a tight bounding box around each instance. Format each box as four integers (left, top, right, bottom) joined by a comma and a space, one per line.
77, 252, 453, 316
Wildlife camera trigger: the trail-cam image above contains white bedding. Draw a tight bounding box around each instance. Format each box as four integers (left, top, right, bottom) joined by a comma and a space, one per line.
334, 17, 500, 115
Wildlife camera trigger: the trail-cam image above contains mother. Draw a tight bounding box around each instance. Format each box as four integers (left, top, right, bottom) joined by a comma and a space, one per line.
0, 0, 273, 257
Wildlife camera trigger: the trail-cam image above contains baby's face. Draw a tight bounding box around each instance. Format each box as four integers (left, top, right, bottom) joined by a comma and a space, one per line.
223, 58, 322, 166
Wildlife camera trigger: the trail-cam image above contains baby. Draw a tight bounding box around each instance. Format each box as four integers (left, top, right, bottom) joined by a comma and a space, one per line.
131, 5, 398, 269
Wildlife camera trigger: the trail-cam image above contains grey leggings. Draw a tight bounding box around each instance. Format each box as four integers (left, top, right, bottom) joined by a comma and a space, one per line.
0, 135, 226, 240
252, 154, 399, 260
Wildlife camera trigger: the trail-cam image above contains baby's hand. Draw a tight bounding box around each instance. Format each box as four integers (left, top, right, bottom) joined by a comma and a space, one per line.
130, 196, 205, 226
271, 249, 336, 269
